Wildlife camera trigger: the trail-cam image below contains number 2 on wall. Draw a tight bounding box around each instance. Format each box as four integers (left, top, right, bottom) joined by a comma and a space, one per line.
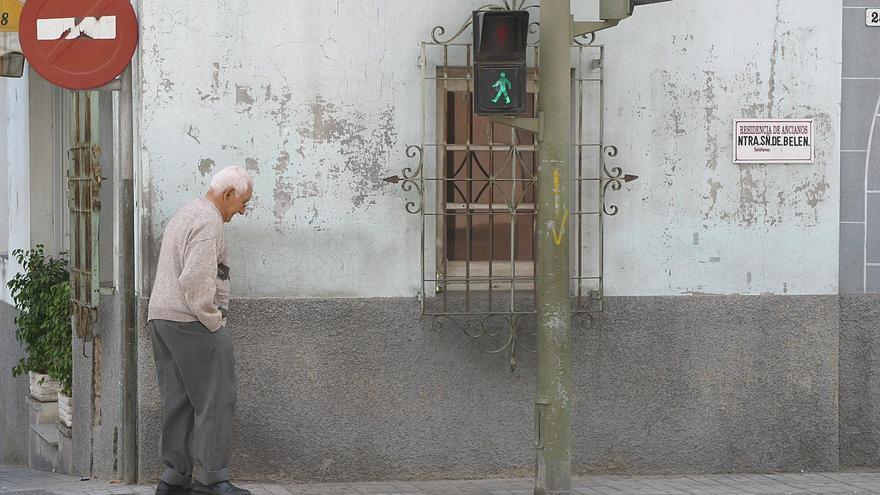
868, 9, 880, 26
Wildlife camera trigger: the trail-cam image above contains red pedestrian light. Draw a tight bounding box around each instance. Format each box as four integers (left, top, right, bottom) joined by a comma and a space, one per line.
473, 10, 528, 62
494, 22, 509, 45
472, 10, 529, 115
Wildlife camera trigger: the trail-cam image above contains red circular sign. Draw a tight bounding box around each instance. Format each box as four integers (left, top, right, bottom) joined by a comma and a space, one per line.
19, 0, 138, 90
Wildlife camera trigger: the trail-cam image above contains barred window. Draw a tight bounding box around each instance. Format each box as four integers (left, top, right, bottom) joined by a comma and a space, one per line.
436, 67, 539, 293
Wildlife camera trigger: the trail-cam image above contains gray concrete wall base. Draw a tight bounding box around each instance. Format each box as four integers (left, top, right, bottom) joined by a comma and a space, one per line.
839, 295, 880, 467
0, 300, 29, 466
72, 295, 125, 480
136, 295, 841, 482
577, 296, 839, 475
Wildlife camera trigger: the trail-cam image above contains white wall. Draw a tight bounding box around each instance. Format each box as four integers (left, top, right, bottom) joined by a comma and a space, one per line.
27, 72, 59, 255
139, 0, 445, 298
0, 68, 30, 305
0, 71, 7, 256
598, 0, 841, 295
137, 0, 841, 298
0, 68, 67, 305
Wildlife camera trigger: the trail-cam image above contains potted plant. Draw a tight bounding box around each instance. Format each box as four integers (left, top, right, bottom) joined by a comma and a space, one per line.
6, 245, 72, 410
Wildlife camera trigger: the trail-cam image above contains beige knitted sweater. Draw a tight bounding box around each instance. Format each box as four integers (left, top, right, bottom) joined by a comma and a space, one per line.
148, 197, 230, 332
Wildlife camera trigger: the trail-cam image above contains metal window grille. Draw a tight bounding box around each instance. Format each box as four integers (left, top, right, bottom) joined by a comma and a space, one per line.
437, 66, 539, 297
387, 3, 634, 368
68, 90, 102, 341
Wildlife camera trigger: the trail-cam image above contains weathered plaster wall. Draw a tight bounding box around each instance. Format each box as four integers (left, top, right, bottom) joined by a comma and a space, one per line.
137, 0, 432, 297
136, 0, 841, 298
597, 0, 841, 296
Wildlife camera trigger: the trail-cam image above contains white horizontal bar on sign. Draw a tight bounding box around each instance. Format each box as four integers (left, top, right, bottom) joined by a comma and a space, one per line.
37, 16, 117, 40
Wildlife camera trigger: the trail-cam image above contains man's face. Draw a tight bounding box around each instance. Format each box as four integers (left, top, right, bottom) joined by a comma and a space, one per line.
221, 185, 253, 223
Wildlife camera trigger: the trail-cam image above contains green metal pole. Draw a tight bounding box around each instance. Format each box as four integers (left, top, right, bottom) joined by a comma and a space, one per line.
534, 0, 573, 494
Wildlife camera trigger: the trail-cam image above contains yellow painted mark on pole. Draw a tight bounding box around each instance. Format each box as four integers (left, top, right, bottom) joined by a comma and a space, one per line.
0, 0, 23, 33
552, 209, 569, 246
551, 168, 568, 246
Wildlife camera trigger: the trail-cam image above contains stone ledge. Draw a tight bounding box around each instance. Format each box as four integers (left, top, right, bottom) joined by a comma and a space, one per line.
30, 423, 59, 447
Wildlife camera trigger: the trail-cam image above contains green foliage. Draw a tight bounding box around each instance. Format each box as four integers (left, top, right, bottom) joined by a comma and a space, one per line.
6, 245, 73, 396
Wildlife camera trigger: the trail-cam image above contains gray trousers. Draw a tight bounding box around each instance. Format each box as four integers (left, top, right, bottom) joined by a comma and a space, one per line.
150, 319, 237, 486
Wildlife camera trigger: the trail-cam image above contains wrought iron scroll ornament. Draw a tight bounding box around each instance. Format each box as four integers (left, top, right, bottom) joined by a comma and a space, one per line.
383, 145, 424, 215
431, 311, 594, 371
601, 145, 638, 216
573, 32, 597, 46
432, 313, 535, 371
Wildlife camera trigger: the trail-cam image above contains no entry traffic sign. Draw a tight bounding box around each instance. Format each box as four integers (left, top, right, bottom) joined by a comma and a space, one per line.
19, 0, 138, 89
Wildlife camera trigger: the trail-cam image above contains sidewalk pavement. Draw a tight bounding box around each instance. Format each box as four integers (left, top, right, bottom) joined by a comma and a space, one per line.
4, 466, 880, 494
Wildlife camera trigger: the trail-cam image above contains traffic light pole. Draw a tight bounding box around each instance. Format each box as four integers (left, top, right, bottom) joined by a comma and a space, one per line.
488, 2, 669, 493
534, 1, 572, 493
477, 5, 572, 489
493, 2, 575, 493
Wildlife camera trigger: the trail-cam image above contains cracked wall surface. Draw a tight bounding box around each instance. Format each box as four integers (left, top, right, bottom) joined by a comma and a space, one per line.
137, 0, 841, 298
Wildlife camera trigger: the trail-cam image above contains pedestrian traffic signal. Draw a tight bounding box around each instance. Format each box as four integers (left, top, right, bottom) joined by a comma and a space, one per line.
473, 10, 528, 115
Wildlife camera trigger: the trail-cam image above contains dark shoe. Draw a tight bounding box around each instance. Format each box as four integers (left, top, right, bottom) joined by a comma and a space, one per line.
156, 480, 191, 495
191, 480, 251, 495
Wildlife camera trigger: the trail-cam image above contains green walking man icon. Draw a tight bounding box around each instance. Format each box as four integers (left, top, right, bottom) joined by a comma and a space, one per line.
491, 72, 512, 105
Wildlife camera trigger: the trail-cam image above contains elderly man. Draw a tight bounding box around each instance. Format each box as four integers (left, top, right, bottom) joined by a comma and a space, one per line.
148, 166, 253, 495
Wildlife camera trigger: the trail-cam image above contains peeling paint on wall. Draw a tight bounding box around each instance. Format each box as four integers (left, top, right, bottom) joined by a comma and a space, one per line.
677, 50, 832, 230
198, 158, 216, 177
767, 0, 783, 117
600, 0, 839, 296
273, 180, 321, 226
245, 157, 260, 175
704, 179, 723, 220
297, 97, 397, 210
236, 85, 255, 113
196, 62, 223, 103
702, 66, 720, 172
135, 0, 839, 298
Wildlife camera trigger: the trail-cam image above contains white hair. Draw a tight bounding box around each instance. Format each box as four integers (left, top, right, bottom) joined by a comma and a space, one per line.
210, 166, 253, 196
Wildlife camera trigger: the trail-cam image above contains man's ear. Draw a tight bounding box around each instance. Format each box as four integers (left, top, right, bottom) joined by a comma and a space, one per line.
223, 187, 236, 200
